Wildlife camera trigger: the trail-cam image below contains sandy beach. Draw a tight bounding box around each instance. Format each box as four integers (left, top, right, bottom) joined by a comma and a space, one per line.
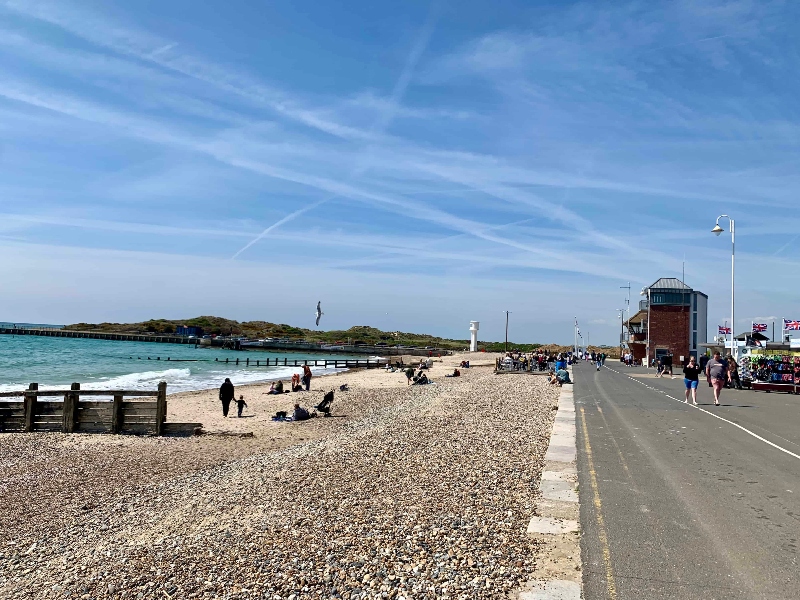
0, 352, 560, 599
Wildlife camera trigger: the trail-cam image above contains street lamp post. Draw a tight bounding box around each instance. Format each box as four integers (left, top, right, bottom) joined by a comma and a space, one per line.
503, 311, 511, 353
640, 286, 651, 368
621, 282, 631, 332
712, 215, 736, 360
617, 309, 625, 357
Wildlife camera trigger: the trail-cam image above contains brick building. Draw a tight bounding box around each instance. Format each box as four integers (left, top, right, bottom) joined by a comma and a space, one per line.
624, 278, 708, 366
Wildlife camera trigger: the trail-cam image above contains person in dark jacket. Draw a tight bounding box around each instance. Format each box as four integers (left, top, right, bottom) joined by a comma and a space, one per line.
219, 378, 235, 417
293, 403, 311, 421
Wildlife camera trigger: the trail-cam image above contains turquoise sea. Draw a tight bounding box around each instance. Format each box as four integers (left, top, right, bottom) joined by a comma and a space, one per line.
0, 325, 361, 394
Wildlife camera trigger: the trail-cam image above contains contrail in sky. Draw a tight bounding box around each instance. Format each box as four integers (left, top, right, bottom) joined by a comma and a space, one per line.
231, 0, 443, 259
230, 199, 327, 259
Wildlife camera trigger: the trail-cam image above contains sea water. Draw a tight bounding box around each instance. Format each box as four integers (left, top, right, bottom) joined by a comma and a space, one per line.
0, 331, 361, 393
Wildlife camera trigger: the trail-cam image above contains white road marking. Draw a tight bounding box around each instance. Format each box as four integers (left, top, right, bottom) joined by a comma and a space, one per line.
604, 366, 800, 462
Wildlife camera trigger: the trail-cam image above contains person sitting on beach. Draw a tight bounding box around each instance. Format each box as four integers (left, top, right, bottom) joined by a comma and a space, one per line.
293, 403, 311, 421
413, 371, 429, 385
236, 394, 248, 418
267, 381, 284, 395
556, 368, 571, 385
548, 370, 559, 385
291, 373, 301, 389
445, 368, 461, 378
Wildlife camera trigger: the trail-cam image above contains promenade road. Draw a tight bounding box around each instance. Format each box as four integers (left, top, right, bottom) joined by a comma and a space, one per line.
575, 362, 800, 600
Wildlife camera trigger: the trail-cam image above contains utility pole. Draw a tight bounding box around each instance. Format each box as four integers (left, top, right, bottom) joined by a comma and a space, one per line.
620, 282, 631, 325
503, 311, 511, 352
617, 309, 625, 357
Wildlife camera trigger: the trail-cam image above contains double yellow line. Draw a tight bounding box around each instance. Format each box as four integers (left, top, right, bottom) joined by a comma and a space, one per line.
579, 406, 618, 599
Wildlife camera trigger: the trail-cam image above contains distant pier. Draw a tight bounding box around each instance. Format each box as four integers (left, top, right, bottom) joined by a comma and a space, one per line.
0, 327, 446, 356
0, 327, 198, 345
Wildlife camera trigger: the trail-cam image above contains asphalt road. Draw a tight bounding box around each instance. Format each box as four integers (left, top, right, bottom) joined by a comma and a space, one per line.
575, 361, 800, 600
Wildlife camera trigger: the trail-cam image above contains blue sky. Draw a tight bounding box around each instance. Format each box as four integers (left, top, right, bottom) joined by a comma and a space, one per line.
1, 0, 799, 344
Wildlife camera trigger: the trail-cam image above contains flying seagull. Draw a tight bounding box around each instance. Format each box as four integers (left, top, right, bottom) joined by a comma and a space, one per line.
315, 301, 324, 327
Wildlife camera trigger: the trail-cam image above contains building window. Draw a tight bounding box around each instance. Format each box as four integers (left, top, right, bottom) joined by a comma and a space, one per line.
693, 313, 697, 331
693, 332, 697, 349
693, 294, 697, 310
651, 292, 691, 305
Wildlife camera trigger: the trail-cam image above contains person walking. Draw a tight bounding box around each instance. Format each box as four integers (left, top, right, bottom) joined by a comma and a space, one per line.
219, 377, 235, 417
683, 356, 701, 405
705, 351, 728, 406
728, 356, 743, 390
302, 364, 313, 391
236, 394, 248, 417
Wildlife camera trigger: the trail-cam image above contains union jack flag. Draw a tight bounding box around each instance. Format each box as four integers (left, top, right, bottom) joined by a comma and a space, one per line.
718, 326, 731, 335
752, 323, 768, 332
784, 319, 800, 331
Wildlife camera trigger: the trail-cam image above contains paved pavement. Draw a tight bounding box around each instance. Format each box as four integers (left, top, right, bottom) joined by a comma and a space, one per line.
575, 362, 800, 600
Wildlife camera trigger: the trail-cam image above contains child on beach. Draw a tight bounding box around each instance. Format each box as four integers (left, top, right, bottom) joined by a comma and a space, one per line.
236, 394, 248, 417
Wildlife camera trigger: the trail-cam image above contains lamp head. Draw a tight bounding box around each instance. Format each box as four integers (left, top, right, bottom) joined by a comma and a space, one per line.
711, 224, 724, 236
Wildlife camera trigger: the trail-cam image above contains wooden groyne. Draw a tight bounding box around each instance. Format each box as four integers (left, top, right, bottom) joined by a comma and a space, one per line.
0, 382, 200, 436
211, 357, 387, 368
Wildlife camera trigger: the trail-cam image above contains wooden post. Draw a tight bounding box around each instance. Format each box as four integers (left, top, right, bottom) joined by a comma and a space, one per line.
62, 383, 79, 433
23, 383, 37, 432
284, 358, 287, 366
246, 358, 249, 366
155, 381, 167, 436
256, 360, 260, 366
112, 394, 123, 434
236, 358, 239, 365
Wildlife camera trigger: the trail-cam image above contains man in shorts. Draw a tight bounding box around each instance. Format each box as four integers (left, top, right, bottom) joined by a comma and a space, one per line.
705, 351, 728, 406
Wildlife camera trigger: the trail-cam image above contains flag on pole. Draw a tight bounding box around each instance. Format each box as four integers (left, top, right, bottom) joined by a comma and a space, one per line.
752, 323, 768, 332
718, 325, 732, 335
784, 319, 800, 331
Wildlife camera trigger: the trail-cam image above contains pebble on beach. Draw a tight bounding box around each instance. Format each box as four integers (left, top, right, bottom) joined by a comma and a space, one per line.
0, 355, 559, 599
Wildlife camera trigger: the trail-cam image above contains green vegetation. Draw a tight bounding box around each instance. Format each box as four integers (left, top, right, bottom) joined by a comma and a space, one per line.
63, 316, 563, 351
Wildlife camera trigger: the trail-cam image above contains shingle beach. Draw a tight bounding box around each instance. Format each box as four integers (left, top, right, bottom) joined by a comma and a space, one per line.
0, 354, 560, 599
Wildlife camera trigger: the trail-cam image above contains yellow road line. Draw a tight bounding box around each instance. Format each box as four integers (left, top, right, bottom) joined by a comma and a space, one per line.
580, 406, 618, 600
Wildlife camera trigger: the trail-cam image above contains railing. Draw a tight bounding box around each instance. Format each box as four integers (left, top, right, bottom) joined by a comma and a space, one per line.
0, 382, 199, 436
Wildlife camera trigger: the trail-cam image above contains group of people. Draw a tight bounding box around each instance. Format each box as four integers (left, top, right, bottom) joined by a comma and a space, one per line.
497, 351, 565, 372
217, 364, 316, 418
683, 351, 742, 406
654, 353, 674, 378
621, 351, 636, 366
405, 366, 432, 385
583, 351, 607, 371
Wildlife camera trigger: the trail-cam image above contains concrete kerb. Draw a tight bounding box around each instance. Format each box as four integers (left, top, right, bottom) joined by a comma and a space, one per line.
516, 368, 582, 600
